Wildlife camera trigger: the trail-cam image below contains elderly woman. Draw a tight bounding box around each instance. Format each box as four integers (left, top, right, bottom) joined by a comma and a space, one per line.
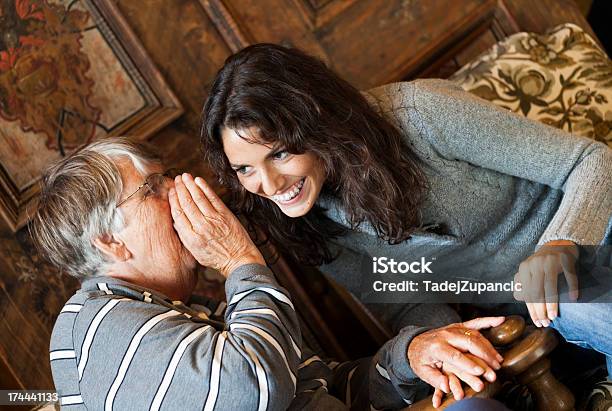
33, 138, 339, 410
36, 137, 499, 410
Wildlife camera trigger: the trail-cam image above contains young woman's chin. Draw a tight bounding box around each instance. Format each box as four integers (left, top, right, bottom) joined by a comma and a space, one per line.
277, 201, 312, 218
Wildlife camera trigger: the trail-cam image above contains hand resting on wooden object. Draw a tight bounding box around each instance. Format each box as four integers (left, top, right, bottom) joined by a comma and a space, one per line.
407, 315, 575, 410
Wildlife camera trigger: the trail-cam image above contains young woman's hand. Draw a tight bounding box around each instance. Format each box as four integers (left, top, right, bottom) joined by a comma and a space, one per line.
407, 317, 504, 404
169, 173, 265, 277
513, 240, 579, 327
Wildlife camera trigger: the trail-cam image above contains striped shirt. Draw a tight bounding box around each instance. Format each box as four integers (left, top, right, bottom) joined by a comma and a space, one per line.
50, 263, 413, 410
50, 264, 307, 410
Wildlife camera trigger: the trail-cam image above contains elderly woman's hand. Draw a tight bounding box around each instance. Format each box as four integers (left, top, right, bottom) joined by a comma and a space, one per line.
514, 239, 579, 327
169, 173, 265, 277
407, 317, 505, 407
431, 353, 491, 408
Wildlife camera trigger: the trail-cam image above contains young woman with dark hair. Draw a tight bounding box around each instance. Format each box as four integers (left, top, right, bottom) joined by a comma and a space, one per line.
202, 44, 428, 266
201, 43, 612, 406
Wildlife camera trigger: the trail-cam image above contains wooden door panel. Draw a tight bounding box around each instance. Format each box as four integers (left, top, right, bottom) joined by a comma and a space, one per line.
203, 0, 503, 88
0, 233, 73, 390
314, 0, 493, 88
289, 0, 359, 30
504, 0, 596, 39
412, 0, 521, 79
200, 0, 597, 88
116, 0, 233, 131
221, 0, 329, 57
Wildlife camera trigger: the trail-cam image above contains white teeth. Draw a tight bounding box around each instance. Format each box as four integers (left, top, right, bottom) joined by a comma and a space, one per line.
272, 179, 305, 203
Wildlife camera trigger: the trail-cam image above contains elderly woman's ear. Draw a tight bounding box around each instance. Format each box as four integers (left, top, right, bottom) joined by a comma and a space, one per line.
92, 233, 131, 262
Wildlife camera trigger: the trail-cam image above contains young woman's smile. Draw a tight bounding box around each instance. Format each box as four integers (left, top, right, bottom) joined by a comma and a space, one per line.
271, 177, 306, 204
221, 126, 325, 217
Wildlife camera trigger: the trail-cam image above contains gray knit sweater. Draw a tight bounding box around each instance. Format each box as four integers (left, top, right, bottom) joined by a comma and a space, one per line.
317, 79, 612, 394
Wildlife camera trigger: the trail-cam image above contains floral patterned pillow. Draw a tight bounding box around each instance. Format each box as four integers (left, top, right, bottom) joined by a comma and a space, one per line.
450, 23, 612, 147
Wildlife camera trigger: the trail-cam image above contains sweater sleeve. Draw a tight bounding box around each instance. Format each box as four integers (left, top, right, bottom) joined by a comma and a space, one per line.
368, 325, 433, 408
57, 264, 301, 411
364, 302, 462, 407
400, 78, 612, 246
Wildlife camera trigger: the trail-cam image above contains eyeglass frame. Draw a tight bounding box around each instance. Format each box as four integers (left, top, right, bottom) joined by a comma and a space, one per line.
115, 168, 181, 208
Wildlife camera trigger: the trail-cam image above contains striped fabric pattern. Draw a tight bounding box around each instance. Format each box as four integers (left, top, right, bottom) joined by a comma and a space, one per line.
49, 264, 302, 410
49, 264, 405, 410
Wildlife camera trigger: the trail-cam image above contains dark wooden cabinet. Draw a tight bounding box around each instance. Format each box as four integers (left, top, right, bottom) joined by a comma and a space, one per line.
0, 0, 597, 390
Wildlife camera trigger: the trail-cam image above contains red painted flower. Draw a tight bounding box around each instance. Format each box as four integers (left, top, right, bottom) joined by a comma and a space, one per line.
0, 48, 18, 71
15, 0, 44, 21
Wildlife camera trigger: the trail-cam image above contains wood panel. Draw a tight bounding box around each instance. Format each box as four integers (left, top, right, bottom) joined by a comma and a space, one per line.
213, 0, 598, 89
504, 0, 597, 39
116, 0, 231, 132
317, 0, 493, 87
0, 230, 75, 390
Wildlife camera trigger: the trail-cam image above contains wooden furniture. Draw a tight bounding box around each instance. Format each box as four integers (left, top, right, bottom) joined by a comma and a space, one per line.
0, 0, 598, 392
409, 316, 575, 411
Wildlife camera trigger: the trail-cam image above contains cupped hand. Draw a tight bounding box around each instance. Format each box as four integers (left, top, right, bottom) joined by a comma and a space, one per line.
168, 173, 265, 277
407, 317, 505, 407
513, 240, 579, 327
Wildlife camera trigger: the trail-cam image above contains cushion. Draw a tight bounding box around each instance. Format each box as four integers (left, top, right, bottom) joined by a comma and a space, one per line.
450, 23, 612, 147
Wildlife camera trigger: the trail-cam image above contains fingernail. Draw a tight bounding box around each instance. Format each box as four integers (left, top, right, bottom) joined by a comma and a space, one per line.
548, 314, 556, 321
541, 319, 550, 327
493, 361, 501, 370
175, 175, 181, 183
496, 354, 504, 362
534, 320, 541, 327
486, 370, 496, 381
474, 366, 484, 374
475, 382, 484, 392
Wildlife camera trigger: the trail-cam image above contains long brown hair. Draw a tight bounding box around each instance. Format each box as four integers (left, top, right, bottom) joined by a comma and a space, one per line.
201, 44, 427, 265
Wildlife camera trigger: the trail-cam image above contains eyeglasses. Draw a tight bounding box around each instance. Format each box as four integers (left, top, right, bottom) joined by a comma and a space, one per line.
116, 168, 181, 208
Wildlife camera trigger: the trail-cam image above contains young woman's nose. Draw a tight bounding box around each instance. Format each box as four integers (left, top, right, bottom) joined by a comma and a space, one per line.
260, 167, 285, 196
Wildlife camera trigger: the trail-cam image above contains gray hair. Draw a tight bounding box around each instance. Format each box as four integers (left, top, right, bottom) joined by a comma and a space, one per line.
30, 137, 162, 279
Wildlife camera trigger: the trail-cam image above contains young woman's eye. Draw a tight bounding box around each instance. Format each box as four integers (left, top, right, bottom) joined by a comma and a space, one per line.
272, 150, 289, 160
234, 166, 251, 175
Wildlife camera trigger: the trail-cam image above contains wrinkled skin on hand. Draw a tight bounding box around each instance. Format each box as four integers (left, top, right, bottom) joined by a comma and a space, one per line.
169, 173, 265, 277
432, 353, 492, 408
407, 317, 505, 408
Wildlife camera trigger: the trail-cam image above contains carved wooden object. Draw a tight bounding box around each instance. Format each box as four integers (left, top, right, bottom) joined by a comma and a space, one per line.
408, 316, 575, 411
